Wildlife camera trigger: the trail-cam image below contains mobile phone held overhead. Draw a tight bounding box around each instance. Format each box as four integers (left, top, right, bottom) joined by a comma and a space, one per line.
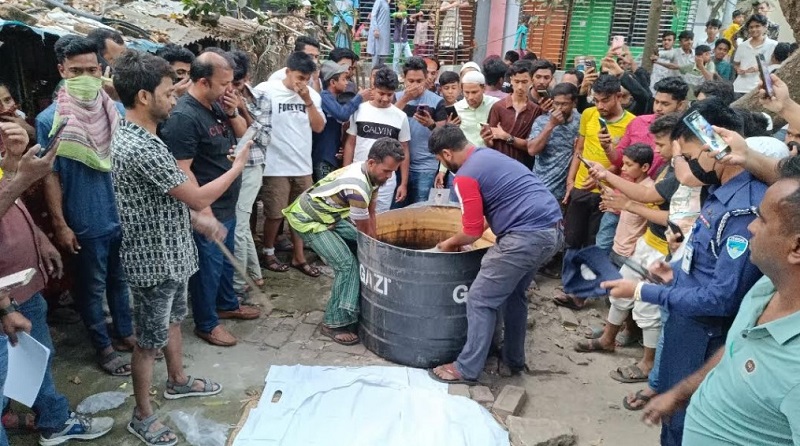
682, 110, 729, 159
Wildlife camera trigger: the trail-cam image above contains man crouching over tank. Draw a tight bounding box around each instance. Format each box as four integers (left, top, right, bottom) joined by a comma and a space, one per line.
428, 124, 564, 384
283, 138, 405, 345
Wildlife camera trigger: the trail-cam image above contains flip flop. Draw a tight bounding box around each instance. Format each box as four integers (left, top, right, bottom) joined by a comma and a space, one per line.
321, 325, 360, 346
99, 351, 132, 376
552, 293, 584, 311
609, 364, 650, 383
427, 363, 478, 386
584, 326, 604, 339
622, 389, 653, 411
291, 262, 321, 278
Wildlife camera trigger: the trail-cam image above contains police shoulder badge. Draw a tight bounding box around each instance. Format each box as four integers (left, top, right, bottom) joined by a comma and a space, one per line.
726, 235, 749, 259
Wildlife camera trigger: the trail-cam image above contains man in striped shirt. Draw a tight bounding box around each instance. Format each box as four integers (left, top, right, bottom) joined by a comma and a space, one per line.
283, 138, 405, 345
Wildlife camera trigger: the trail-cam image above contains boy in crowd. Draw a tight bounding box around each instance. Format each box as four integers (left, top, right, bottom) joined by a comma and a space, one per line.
343, 67, 411, 211
483, 57, 508, 99
684, 45, 716, 94
312, 60, 369, 182
722, 9, 745, 55
696, 19, 722, 48
712, 39, 734, 81
649, 31, 678, 94
733, 14, 778, 95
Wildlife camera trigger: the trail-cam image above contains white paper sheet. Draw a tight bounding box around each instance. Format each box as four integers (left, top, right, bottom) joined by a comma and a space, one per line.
233, 365, 509, 446
5, 332, 50, 407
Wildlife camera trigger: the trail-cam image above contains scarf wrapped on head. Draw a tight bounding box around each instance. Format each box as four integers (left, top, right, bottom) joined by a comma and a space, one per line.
52, 87, 120, 172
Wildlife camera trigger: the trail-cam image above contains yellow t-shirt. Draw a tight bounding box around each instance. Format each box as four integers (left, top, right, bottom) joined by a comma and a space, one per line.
575, 107, 636, 193
722, 24, 741, 56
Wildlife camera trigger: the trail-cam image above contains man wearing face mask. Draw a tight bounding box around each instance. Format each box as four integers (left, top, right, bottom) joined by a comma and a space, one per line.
40, 35, 135, 377
601, 98, 785, 446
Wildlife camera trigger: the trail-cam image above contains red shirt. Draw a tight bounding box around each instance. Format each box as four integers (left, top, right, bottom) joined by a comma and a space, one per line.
612, 114, 666, 179
0, 194, 46, 304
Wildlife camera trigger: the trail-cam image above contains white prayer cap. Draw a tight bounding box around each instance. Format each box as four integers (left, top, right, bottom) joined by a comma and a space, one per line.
461, 71, 486, 86
459, 61, 482, 74
746, 136, 790, 159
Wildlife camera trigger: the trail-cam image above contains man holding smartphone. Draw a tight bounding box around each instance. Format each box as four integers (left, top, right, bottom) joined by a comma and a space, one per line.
555, 74, 635, 309
1, 122, 114, 445
394, 57, 447, 205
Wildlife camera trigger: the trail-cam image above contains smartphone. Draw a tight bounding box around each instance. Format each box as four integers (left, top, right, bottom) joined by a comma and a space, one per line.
444, 105, 458, 119
577, 155, 592, 169
537, 89, 550, 99
667, 220, 685, 243
416, 104, 430, 115
585, 60, 596, 71
598, 117, 609, 133
39, 117, 69, 156
622, 259, 665, 285
682, 110, 729, 159
0, 268, 36, 292
228, 125, 257, 161
611, 36, 625, 55
755, 53, 774, 98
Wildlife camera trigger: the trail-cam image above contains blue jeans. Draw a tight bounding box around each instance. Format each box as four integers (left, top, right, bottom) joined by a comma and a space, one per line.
456, 228, 563, 379
406, 170, 438, 206
648, 307, 670, 391
74, 228, 133, 351
189, 217, 238, 334
0, 334, 7, 446
595, 212, 620, 253
14, 294, 71, 433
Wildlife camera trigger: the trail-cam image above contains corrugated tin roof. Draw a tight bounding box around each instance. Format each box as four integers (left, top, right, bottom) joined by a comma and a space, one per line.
0, 0, 267, 46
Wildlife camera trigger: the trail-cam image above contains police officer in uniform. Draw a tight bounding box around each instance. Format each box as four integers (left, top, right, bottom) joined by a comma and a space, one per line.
601, 99, 787, 446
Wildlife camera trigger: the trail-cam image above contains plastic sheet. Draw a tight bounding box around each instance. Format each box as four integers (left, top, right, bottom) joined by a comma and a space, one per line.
168, 409, 229, 446
75, 391, 128, 414
232, 365, 509, 446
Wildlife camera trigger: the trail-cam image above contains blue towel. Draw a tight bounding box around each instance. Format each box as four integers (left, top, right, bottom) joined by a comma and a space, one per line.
562, 246, 622, 298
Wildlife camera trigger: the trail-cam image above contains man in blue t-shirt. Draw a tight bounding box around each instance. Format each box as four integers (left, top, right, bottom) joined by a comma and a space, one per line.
40, 35, 135, 377
427, 125, 564, 383
393, 57, 447, 205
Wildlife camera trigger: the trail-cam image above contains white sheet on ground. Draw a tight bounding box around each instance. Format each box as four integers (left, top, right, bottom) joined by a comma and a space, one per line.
232, 365, 509, 446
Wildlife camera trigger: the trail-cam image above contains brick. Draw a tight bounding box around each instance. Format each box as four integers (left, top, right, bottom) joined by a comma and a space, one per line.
469, 386, 494, 405
448, 384, 471, 398
492, 385, 527, 420
303, 311, 324, 325
557, 307, 579, 328
506, 416, 576, 446
292, 323, 317, 341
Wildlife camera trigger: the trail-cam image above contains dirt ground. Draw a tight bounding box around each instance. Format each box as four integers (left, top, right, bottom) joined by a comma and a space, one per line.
11, 254, 660, 446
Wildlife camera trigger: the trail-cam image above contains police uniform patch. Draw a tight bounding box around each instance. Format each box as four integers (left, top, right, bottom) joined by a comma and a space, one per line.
726, 235, 749, 259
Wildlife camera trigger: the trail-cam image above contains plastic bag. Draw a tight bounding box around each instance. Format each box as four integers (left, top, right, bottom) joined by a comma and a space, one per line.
168, 409, 229, 446
76, 391, 128, 414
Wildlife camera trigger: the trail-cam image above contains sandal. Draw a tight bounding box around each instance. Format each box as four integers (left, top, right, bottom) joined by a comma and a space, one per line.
99, 351, 132, 376
552, 292, 585, 311
428, 363, 478, 385
127, 412, 177, 446
622, 389, 654, 411
2, 409, 36, 432
291, 262, 320, 278
275, 237, 294, 252
609, 364, 650, 383
320, 325, 359, 345
163, 375, 222, 400
573, 338, 615, 353
264, 255, 289, 273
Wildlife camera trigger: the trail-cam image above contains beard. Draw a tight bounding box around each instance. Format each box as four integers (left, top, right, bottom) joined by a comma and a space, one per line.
368, 172, 390, 187
443, 160, 460, 174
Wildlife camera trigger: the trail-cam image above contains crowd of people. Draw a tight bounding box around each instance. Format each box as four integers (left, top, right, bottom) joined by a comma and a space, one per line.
0, 3, 799, 444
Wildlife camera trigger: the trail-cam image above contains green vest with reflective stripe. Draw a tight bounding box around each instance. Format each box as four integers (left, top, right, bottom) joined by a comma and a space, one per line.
283, 162, 375, 233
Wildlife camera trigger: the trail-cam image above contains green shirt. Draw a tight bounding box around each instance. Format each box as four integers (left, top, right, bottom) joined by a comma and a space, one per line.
454, 95, 499, 148
684, 275, 800, 445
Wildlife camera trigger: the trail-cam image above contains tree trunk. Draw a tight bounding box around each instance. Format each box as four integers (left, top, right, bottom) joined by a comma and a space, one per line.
641, 0, 665, 71
731, 0, 800, 123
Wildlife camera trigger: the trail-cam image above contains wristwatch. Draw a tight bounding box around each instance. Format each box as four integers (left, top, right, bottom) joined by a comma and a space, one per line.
506, 135, 515, 144
0, 299, 19, 317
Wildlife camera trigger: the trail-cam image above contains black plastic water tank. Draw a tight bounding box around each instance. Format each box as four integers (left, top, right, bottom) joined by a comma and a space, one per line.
357, 206, 494, 368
